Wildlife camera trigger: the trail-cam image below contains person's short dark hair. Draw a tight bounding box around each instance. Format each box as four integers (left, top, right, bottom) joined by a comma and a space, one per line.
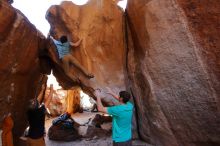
28, 98, 39, 110
119, 91, 131, 103
60, 35, 68, 43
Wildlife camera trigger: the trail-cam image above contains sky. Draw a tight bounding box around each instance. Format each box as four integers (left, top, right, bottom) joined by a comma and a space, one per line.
12, 0, 127, 36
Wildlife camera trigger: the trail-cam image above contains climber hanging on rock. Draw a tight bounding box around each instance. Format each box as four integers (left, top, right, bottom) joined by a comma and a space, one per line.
49, 35, 94, 82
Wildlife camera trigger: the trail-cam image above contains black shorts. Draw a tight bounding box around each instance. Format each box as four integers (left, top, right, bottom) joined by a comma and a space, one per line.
113, 139, 132, 146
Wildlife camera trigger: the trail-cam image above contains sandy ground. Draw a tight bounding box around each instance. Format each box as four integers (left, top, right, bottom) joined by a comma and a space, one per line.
45, 112, 153, 146
45, 112, 111, 146
0, 112, 152, 146
0, 113, 111, 146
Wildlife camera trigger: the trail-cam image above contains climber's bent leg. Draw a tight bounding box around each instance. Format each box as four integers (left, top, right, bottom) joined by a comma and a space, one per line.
61, 55, 79, 82
67, 54, 94, 78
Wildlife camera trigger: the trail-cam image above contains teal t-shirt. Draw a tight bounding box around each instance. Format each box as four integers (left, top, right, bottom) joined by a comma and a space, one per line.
107, 102, 133, 142
52, 39, 70, 59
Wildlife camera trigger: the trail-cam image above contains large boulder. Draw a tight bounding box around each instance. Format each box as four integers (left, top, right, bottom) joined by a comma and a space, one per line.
0, 1, 50, 145
46, 0, 126, 104
91, 114, 112, 128
77, 114, 112, 139
48, 121, 81, 141
126, 0, 220, 146
66, 88, 82, 114
46, 89, 66, 116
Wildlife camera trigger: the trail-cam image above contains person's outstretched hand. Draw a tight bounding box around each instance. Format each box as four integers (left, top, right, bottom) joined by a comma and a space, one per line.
50, 84, 53, 90
41, 84, 46, 90
106, 87, 114, 95
48, 34, 54, 40
94, 89, 101, 98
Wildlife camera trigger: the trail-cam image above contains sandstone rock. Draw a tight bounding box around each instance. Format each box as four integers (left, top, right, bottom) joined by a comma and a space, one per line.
46, 90, 65, 117
176, 0, 220, 105
126, 0, 220, 145
48, 122, 81, 141
2, 0, 13, 4
75, 113, 112, 139
47, 88, 83, 116
66, 88, 81, 114
46, 0, 126, 104
91, 114, 112, 128
1, 0, 219, 146
0, 1, 49, 145
83, 125, 111, 139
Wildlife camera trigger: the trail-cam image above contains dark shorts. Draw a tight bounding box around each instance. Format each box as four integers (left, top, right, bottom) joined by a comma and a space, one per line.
113, 139, 132, 146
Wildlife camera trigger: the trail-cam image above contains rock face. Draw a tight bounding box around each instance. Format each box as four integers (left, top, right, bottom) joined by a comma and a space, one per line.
1, 0, 220, 146
0, 0, 125, 145
66, 89, 81, 114
126, 0, 220, 146
78, 114, 112, 139
0, 1, 49, 145
48, 120, 81, 141
46, 89, 66, 116
46, 0, 126, 103
176, 0, 220, 104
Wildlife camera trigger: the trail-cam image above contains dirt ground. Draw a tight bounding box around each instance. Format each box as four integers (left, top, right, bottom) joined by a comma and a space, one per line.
45, 137, 153, 146
45, 112, 153, 146
0, 112, 152, 146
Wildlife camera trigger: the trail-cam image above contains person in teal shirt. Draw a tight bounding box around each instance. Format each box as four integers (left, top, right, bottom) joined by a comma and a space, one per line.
96, 88, 134, 146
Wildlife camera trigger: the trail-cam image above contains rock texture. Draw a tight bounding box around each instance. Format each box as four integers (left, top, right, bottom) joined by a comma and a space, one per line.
176, 0, 220, 105
48, 121, 81, 141
0, 1, 49, 145
126, 0, 220, 146
0, 1, 126, 145
78, 114, 112, 139
1, 0, 220, 146
46, 89, 66, 116
46, 0, 126, 104
66, 88, 81, 114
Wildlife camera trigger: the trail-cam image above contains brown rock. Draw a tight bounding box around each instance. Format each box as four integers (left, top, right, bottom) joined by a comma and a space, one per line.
46, 89, 65, 117
48, 122, 81, 142
126, 0, 220, 146
83, 125, 111, 139
176, 0, 220, 105
1, 0, 219, 145
46, 88, 82, 116
91, 114, 112, 128
66, 88, 81, 114
45, 0, 126, 104
2, 0, 13, 4
0, 1, 50, 145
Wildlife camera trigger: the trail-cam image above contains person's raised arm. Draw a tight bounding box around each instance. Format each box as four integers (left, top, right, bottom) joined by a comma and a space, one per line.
45, 84, 54, 108
69, 38, 82, 47
48, 34, 54, 40
37, 84, 46, 104
106, 87, 120, 101
95, 90, 107, 113
48, 34, 59, 44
